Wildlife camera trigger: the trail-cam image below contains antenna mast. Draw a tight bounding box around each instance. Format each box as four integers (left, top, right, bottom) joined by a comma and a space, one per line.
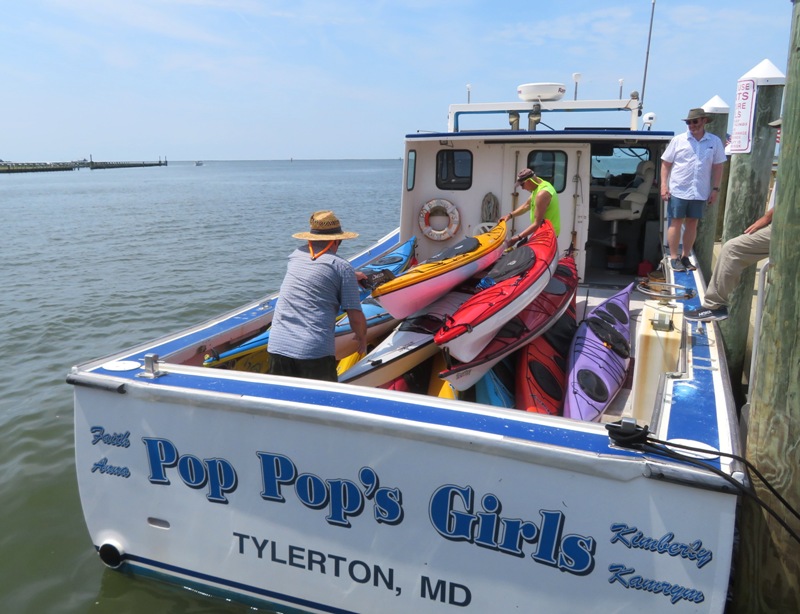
640, 0, 656, 107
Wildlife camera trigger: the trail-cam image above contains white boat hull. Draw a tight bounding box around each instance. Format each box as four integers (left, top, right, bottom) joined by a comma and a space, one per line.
74, 374, 736, 613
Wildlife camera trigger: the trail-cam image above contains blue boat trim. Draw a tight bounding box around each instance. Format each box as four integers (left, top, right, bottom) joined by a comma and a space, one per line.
122, 552, 356, 614
662, 266, 725, 450
87, 357, 729, 474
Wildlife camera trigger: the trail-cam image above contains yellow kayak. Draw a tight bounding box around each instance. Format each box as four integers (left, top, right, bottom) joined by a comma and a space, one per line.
372, 221, 507, 320
427, 352, 458, 399
337, 349, 365, 375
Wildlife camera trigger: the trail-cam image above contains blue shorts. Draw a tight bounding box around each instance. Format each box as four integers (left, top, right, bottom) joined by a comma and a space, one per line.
668, 196, 705, 220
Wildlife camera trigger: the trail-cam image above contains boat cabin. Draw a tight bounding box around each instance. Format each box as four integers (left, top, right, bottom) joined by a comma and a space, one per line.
399, 83, 673, 279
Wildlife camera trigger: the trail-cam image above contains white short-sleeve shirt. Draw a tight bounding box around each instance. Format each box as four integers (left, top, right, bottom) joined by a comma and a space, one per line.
662, 130, 726, 200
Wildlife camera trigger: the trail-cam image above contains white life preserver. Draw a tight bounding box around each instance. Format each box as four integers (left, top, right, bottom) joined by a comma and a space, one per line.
418, 199, 460, 241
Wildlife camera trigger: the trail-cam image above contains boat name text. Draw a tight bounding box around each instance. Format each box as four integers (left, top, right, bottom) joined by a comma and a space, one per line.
430, 484, 595, 575
91, 457, 131, 478
608, 563, 705, 604
610, 522, 713, 568
91, 426, 130, 448
140, 439, 595, 573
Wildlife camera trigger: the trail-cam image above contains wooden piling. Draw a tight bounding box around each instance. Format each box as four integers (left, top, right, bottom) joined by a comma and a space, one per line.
695, 103, 729, 277
718, 66, 784, 403
731, 1, 800, 611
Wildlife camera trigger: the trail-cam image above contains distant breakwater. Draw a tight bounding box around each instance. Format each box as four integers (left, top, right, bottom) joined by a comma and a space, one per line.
0, 158, 167, 173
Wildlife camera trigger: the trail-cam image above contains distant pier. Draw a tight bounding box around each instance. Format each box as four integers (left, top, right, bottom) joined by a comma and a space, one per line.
0, 161, 81, 173
0, 157, 167, 174
88, 158, 167, 170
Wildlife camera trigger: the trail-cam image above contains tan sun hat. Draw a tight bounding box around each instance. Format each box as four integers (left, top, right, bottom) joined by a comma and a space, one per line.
768, 118, 782, 127
292, 210, 359, 240
682, 108, 712, 123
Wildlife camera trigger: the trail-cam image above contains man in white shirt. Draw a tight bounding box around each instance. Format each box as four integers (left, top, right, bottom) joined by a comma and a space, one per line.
660, 108, 727, 272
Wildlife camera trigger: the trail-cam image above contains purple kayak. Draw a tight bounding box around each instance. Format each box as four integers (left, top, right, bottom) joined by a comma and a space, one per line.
563, 283, 633, 421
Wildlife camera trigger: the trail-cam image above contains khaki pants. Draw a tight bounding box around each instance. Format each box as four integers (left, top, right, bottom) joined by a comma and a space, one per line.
703, 226, 771, 310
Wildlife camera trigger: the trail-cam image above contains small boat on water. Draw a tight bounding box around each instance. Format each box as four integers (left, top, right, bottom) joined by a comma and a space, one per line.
69, 82, 744, 613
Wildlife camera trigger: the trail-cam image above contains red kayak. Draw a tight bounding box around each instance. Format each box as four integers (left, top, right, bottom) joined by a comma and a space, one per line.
434, 221, 558, 363
515, 302, 578, 415
438, 256, 578, 392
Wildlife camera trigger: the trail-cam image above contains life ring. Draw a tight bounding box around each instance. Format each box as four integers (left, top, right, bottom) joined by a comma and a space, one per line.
418, 199, 460, 241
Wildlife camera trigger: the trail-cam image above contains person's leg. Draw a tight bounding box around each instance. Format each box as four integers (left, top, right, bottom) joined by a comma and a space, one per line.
666, 197, 688, 265
667, 218, 684, 260
681, 218, 699, 256
703, 226, 772, 310
267, 352, 299, 377
296, 356, 339, 382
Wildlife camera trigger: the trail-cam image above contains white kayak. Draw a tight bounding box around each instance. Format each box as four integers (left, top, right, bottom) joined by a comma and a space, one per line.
339, 291, 472, 387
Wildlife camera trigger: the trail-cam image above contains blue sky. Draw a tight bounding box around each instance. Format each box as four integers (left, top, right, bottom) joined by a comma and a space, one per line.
0, 1, 792, 161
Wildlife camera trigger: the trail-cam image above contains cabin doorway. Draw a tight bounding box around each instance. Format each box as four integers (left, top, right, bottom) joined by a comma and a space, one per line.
505, 145, 591, 278
586, 145, 662, 278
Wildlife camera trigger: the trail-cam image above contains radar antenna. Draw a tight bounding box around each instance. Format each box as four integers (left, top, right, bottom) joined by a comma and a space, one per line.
640, 0, 657, 107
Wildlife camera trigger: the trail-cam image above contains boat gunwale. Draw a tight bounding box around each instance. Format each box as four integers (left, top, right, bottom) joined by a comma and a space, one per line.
69, 228, 402, 373
71, 362, 743, 494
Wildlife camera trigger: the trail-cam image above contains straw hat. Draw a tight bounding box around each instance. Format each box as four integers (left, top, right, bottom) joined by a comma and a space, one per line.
768, 118, 782, 127
682, 108, 712, 123
292, 210, 359, 240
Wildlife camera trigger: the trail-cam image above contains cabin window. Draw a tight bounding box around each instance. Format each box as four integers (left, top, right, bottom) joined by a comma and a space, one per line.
525, 150, 567, 193
591, 147, 650, 185
436, 150, 473, 190
406, 150, 417, 191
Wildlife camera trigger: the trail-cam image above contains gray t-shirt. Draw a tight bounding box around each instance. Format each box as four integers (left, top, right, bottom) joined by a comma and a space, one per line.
268, 246, 362, 359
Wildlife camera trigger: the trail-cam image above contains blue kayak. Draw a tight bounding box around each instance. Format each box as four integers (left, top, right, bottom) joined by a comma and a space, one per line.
474, 356, 516, 408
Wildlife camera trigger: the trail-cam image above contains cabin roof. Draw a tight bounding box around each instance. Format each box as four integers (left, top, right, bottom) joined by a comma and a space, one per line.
405, 129, 674, 143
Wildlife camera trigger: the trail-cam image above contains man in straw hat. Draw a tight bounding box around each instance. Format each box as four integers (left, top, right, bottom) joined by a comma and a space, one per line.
660, 107, 727, 272
268, 210, 367, 381
500, 167, 560, 243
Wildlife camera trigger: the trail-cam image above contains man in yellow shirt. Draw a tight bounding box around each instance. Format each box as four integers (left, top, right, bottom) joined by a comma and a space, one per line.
501, 168, 560, 243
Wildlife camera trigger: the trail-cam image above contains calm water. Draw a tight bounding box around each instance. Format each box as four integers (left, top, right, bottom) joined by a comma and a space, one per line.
0, 160, 401, 612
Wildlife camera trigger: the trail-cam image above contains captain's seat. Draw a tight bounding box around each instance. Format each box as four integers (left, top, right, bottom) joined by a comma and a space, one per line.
596, 160, 655, 247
